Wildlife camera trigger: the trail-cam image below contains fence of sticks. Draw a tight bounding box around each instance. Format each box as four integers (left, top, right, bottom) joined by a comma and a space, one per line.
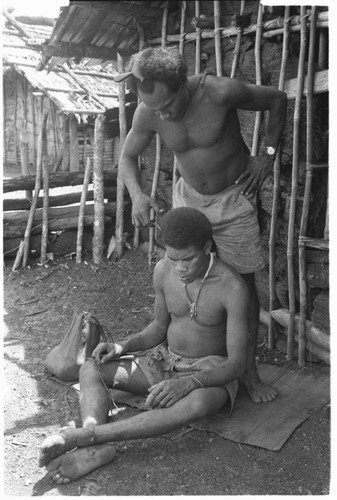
4, 2, 329, 367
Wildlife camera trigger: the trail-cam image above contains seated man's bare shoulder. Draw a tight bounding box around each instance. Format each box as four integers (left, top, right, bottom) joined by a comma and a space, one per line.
153, 257, 171, 287
216, 259, 249, 300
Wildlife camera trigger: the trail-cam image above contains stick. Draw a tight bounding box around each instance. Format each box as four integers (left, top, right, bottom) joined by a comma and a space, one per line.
268, 5, 290, 348
148, 4, 168, 265
76, 157, 92, 263
40, 156, 49, 265
22, 110, 48, 268
286, 6, 308, 360
92, 114, 105, 264
172, 1, 186, 200
195, 1, 201, 74
214, 1, 222, 76
133, 26, 145, 249
251, 2, 263, 156
298, 7, 318, 367
114, 52, 127, 259
148, 135, 161, 266
230, 1, 245, 78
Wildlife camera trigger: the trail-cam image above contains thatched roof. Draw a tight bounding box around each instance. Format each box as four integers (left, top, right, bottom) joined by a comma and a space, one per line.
36, 1, 170, 71
2, 7, 121, 116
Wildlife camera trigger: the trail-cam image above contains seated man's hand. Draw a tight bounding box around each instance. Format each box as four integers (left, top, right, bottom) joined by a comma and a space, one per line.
145, 378, 195, 409
92, 342, 125, 364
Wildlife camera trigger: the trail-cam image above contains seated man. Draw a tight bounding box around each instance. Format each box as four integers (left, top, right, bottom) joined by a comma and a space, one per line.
39, 207, 249, 484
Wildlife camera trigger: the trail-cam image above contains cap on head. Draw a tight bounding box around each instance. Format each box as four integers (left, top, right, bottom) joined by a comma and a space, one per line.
114, 58, 145, 83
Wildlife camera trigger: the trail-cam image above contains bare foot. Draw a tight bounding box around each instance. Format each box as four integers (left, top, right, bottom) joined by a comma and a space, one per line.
39, 427, 92, 467
242, 375, 278, 404
46, 444, 116, 484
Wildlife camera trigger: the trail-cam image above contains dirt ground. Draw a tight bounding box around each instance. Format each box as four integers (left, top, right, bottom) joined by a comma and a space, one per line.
3, 247, 331, 496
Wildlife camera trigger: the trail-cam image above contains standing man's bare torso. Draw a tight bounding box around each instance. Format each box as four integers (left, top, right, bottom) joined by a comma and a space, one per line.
138, 74, 248, 195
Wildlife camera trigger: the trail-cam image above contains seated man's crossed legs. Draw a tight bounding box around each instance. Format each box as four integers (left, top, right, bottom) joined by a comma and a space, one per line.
39, 357, 228, 484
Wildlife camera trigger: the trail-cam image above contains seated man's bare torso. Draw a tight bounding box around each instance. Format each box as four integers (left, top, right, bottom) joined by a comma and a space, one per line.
158, 256, 242, 359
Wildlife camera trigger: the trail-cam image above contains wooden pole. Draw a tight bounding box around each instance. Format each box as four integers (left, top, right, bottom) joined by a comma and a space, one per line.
13, 72, 18, 168
40, 156, 50, 265
251, 2, 263, 156
69, 115, 80, 172
214, 1, 222, 76
134, 25, 145, 249
268, 6, 290, 349
76, 157, 92, 263
61, 115, 69, 172
148, 3, 168, 265
230, 1, 245, 78
195, 1, 201, 74
92, 114, 105, 264
19, 122, 32, 198
114, 52, 127, 259
22, 110, 48, 268
172, 1, 186, 200
286, 6, 308, 360
298, 7, 318, 367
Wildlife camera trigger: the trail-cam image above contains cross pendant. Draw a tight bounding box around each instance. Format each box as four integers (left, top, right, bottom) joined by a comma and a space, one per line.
190, 303, 197, 320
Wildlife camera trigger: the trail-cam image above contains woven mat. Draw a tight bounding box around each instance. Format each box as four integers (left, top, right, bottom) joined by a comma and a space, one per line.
62, 364, 330, 452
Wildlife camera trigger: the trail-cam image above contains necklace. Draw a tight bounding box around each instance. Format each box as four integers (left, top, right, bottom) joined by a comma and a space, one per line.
184, 253, 214, 320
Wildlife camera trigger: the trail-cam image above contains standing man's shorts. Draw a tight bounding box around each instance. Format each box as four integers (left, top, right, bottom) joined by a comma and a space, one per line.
173, 177, 265, 274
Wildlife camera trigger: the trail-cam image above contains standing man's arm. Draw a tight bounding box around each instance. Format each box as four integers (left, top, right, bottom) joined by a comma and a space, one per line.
215, 78, 288, 196
119, 105, 157, 227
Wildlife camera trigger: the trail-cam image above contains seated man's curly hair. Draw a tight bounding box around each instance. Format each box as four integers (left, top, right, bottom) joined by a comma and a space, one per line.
160, 208, 212, 250
126, 47, 188, 95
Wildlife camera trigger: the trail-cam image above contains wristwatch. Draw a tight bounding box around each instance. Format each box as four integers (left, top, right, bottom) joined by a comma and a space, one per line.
266, 146, 276, 156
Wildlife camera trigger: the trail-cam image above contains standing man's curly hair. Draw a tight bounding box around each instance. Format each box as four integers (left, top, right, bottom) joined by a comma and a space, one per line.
160, 208, 213, 250
126, 47, 188, 95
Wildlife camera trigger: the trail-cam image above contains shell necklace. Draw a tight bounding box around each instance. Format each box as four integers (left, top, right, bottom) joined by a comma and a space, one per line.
184, 253, 214, 320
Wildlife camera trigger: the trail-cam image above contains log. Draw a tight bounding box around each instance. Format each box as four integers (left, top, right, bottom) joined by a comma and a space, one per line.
3, 170, 118, 193
4, 214, 115, 239
4, 202, 120, 225
3, 187, 119, 211
284, 69, 328, 100
271, 309, 330, 351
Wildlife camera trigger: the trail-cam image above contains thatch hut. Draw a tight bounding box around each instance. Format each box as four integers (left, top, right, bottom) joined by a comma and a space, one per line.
3, 1, 330, 366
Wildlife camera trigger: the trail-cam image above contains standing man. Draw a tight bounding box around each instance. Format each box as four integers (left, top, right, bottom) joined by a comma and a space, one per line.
39, 207, 249, 483
115, 47, 287, 403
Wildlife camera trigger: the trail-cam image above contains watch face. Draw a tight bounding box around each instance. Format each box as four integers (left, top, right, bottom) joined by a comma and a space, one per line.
267, 146, 276, 155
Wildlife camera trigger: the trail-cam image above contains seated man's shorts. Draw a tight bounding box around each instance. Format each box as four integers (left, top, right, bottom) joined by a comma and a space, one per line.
134, 344, 239, 413
173, 177, 265, 274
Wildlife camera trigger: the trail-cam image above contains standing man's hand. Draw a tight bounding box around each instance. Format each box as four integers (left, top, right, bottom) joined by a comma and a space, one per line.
235, 155, 274, 197
132, 192, 158, 228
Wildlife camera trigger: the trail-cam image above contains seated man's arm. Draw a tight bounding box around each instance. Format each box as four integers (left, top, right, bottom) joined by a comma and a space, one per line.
93, 260, 170, 364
